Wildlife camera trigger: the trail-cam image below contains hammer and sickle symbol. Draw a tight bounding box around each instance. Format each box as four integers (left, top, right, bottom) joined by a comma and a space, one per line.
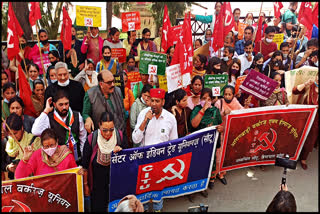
253, 128, 277, 153
225, 10, 232, 26
156, 159, 185, 184
2, 200, 31, 212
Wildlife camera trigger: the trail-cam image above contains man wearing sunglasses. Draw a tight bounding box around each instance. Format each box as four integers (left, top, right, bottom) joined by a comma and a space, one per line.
82, 69, 128, 149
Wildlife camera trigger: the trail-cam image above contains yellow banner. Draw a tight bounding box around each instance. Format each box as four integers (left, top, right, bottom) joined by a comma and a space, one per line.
76, 5, 101, 27
158, 75, 168, 92
273, 33, 284, 50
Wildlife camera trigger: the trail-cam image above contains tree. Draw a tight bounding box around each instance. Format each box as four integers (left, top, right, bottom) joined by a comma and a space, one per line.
106, 2, 113, 32
12, 2, 33, 41
150, 2, 192, 36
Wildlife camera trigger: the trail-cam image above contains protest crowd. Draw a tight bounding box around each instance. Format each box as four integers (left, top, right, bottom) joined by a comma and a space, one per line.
1, 2, 318, 212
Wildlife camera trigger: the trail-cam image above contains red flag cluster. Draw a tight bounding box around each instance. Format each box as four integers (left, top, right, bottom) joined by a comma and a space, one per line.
273, 2, 283, 19
29, 2, 41, 27
298, 2, 314, 32
60, 6, 72, 51
161, 5, 172, 53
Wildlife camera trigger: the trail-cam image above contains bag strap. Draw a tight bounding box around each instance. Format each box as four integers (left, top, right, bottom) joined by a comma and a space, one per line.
29, 135, 37, 146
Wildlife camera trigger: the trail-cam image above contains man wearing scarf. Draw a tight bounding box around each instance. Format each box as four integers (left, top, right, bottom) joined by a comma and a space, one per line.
32, 90, 87, 165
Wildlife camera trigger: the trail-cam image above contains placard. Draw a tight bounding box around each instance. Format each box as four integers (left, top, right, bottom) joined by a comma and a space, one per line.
126, 71, 141, 91
32, 54, 51, 75
204, 74, 229, 96
76, 6, 101, 27
273, 33, 284, 50
166, 64, 182, 93
114, 74, 125, 98
158, 75, 168, 92
139, 51, 167, 76
121, 12, 141, 32
234, 75, 247, 94
111, 48, 126, 63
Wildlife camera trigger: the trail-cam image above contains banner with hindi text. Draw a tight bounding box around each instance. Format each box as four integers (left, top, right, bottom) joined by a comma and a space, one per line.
1, 167, 84, 212
204, 74, 228, 96
121, 11, 141, 32
109, 127, 219, 212
126, 72, 141, 91
220, 105, 317, 172
32, 54, 51, 75
76, 5, 101, 27
139, 51, 167, 76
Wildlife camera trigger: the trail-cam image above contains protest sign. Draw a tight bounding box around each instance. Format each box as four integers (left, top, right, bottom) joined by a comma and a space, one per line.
32, 54, 51, 75
76, 6, 101, 27
193, 43, 210, 58
114, 74, 125, 98
1, 167, 84, 212
139, 51, 167, 76
158, 75, 168, 92
285, 66, 318, 104
126, 71, 141, 90
166, 64, 182, 93
171, 25, 183, 45
220, 105, 317, 172
121, 12, 141, 32
273, 33, 284, 50
111, 48, 126, 63
108, 126, 219, 212
204, 74, 228, 96
235, 75, 247, 95
240, 69, 278, 100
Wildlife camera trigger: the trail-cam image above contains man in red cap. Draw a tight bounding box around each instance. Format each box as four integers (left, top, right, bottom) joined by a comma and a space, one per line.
132, 88, 178, 211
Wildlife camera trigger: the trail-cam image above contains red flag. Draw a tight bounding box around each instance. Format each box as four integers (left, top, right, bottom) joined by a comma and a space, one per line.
223, 2, 235, 38
312, 2, 318, 28
273, 2, 283, 19
255, 14, 263, 44
29, 2, 42, 27
60, 7, 72, 51
298, 2, 314, 31
18, 65, 37, 117
161, 5, 172, 53
7, 2, 24, 60
210, 3, 225, 53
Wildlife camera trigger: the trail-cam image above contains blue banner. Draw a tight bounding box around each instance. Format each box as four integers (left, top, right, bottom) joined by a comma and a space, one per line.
109, 126, 219, 212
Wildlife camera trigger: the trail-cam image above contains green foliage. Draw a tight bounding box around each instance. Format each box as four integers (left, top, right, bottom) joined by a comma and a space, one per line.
113, 2, 132, 17
1, 4, 8, 41
150, 2, 192, 34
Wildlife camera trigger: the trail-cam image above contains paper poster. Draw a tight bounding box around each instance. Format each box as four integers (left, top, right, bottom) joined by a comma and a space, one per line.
76, 6, 101, 27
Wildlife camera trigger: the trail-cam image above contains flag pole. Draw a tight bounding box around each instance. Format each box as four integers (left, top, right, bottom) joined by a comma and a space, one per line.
252, 2, 264, 49
36, 22, 48, 87
17, 35, 29, 80
291, 25, 303, 57
2, 118, 24, 153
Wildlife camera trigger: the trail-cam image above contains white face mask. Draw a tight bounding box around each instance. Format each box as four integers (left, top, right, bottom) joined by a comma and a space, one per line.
283, 54, 288, 59
42, 144, 58, 156
247, 20, 253, 25
223, 56, 229, 62
4, 98, 9, 103
266, 38, 273, 43
58, 79, 70, 87
90, 33, 98, 38
315, 61, 318, 67
86, 70, 93, 76
51, 79, 57, 84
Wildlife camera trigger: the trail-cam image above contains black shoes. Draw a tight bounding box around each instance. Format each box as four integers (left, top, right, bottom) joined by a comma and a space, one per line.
217, 176, 227, 185
208, 181, 215, 189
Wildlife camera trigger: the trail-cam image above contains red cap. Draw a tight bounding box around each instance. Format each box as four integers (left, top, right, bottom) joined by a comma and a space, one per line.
150, 88, 166, 99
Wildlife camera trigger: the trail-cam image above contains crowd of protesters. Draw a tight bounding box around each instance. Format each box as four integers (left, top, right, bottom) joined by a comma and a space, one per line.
1, 2, 318, 212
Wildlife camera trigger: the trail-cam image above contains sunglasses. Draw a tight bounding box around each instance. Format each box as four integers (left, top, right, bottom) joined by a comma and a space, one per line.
101, 128, 114, 133
102, 79, 115, 85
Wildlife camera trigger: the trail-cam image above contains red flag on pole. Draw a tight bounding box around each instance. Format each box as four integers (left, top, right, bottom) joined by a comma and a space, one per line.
223, 2, 235, 38
210, 3, 225, 53
7, 2, 24, 60
161, 5, 172, 53
29, 2, 42, 27
312, 2, 318, 28
298, 2, 314, 31
255, 14, 263, 44
60, 7, 72, 51
18, 64, 37, 117
273, 2, 283, 19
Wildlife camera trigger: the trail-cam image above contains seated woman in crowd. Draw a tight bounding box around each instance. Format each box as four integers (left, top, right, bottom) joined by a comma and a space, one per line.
194, 39, 203, 50
96, 46, 121, 74
125, 55, 139, 73
74, 58, 98, 92
263, 51, 286, 87
2, 82, 17, 120
29, 29, 58, 59
15, 128, 76, 179
207, 57, 223, 74
166, 46, 175, 67
190, 88, 223, 191
170, 89, 192, 138
227, 58, 241, 87
27, 63, 42, 91
81, 27, 104, 66
123, 30, 139, 62
82, 112, 123, 212
48, 50, 60, 67
5, 113, 41, 178
31, 79, 45, 117
243, 53, 264, 75
138, 28, 157, 56
46, 66, 57, 86
192, 54, 207, 78
186, 75, 204, 110
103, 27, 123, 49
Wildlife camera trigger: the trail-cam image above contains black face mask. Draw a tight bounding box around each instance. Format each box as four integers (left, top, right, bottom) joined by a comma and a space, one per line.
274, 60, 282, 67
104, 56, 111, 62
41, 39, 49, 45
127, 65, 135, 71
224, 97, 233, 104
256, 64, 263, 71
20, 44, 26, 49
51, 61, 58, 66
213, 68, 222, 74
72, 35, 76, 40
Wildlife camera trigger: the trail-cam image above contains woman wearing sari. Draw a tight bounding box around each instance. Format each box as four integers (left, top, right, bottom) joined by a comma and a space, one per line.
96, 46, 120, 74
15, 128, 77, 179
186, 75, 204, 110
31, 79, 45, 117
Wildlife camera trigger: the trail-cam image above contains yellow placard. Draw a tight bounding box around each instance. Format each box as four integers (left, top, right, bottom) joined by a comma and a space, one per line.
273, 33, 284, 50
158, 75, 168, 92
193, 42, 210, 59
76, 5, 101, 27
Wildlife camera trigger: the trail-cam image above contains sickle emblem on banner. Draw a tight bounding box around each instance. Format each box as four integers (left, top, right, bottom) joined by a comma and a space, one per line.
225, 10, 232, 26
156, 159, 185, 183
253, 128, 277, 153
2, 200, 31, 212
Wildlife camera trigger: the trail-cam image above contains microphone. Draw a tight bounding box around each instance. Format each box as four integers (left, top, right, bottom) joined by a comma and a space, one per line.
145, 109, 155, 130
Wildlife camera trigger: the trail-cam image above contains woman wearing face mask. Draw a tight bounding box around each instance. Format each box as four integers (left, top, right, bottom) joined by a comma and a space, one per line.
31, 80, 45, 117
46, 66, 57, 86
227, 58, 241, 87
103, 27, 123, 49
214, 85, 250, 185
166, 46, 175, 67
27, 63, 41, 91
2, 82, 16, 120
48, 50, 60, 67
190, 88, 223, 192
74, 59, 98, 92
137, 28, 157, 57
81, 27, 104, 66
186, 75, 204, 110
263, 51, 286, 87
82, 112, 123, 212
192, 54, 207, 78
29, 29, 57, 59
96, 46, 120, 75
207, 57, 223, 75
244, 13, 255, 26
15, 128, 77, 179
125, 55, 139, 72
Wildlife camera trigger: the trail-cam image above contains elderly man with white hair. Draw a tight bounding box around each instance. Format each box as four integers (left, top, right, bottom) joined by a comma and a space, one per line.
44, 62, 85, 113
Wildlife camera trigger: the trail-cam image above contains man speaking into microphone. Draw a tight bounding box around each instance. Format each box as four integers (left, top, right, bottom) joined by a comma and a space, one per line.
132, 88, 178, 211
